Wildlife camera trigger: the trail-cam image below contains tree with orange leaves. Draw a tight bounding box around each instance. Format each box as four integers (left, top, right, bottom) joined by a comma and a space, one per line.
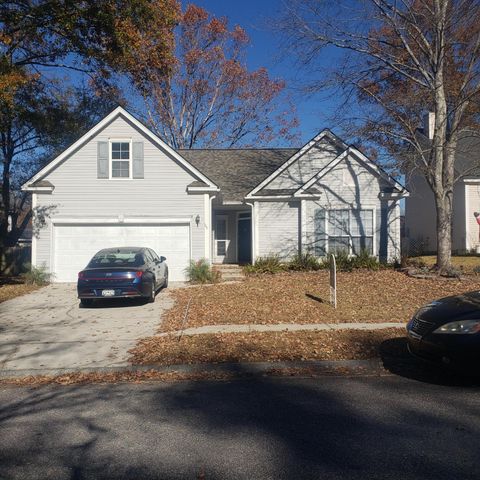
282, 0, 480, 272
138, 4, 298, 149
0, 1, 179, 259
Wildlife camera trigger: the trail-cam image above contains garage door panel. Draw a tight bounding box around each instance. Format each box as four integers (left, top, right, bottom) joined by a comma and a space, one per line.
53, 223, 190, 282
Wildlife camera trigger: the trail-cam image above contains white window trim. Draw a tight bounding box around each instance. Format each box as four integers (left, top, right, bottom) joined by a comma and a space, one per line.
109, 139, 133, 180
314, 207, 376, 257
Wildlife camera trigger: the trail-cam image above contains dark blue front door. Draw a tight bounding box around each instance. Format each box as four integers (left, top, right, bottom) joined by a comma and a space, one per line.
237, 217, 252, 264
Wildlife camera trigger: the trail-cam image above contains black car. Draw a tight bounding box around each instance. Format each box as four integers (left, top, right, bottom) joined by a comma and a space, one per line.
77, 247, 168, 306
406, 291, 480, 367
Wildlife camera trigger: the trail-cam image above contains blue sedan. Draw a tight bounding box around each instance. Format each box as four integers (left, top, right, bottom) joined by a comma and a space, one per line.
77, 247, 168, 307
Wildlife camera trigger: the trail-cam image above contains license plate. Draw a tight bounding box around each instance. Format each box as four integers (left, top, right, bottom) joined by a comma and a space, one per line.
101, 289, 115, 297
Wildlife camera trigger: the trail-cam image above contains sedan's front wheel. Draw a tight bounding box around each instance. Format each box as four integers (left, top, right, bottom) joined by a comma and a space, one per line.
148, 281, 156, 303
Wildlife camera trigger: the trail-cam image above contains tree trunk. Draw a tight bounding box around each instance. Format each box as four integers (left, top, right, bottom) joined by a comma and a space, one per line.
435, 191, 452, 272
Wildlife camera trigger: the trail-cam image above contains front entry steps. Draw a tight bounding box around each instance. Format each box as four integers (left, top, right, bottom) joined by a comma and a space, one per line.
213, 264, 245, 282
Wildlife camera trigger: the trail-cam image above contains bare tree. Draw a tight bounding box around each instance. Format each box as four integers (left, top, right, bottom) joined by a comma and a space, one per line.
281, 0, 480, 272
137, 5, 298, 149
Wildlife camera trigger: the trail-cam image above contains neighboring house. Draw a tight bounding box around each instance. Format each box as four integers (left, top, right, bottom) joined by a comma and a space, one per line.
21, 106, 407, 282
405, 116, 480, 254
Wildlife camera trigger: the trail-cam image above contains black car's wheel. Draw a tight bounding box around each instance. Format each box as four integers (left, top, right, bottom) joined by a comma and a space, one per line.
148, 280, 156, 303
80, 298, 94, 307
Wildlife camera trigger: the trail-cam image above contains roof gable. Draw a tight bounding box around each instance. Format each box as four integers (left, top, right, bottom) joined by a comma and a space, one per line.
294, 146, 407, 197
247, 129, 346, 197
22, 106, 218, 191
247, 130, 407, 198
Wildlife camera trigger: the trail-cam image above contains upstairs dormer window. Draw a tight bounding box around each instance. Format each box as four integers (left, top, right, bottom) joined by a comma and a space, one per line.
111, 141, 131, 178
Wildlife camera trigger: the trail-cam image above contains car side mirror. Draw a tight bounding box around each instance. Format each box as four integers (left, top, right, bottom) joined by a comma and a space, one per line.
160, 256, 166, 262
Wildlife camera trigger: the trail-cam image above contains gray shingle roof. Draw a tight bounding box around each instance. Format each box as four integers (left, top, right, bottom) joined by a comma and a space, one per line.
187, 180, 209, 188
418, 129, 480, 177
178, 148, 298, 201
453, 134, 480, 177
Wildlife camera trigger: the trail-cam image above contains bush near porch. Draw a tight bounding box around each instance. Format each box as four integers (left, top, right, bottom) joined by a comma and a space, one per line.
159, 269, 480, 332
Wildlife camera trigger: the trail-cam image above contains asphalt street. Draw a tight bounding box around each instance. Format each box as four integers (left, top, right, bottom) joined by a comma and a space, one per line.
1, 370, 479, 480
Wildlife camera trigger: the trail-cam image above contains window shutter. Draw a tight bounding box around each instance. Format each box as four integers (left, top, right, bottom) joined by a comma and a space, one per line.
132, 142, 144, 179
97, 141, 109, 178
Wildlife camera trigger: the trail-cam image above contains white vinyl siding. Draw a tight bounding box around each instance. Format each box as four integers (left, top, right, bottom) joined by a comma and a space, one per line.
257, 201, 300, 259
255, 151, 401, 262
302, 156, 399, 261
33, 115, 207, 277
465, 183, 480, 251
266, 138, 343, 190
405, 173, 467, 253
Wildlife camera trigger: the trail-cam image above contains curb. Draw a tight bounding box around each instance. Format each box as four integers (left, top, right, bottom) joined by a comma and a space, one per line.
163, 322, 406, 337
0, 358, 388, 380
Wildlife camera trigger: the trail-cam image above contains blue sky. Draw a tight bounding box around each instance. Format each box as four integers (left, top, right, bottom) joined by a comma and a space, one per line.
188, 0, 342, 146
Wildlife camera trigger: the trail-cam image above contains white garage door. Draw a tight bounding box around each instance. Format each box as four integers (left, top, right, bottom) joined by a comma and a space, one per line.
53, 222, 190, 282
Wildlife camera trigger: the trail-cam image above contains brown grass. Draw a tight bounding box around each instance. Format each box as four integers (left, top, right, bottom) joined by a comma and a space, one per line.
415, 255, 480, 273
0, 276, 40, 303
130, 328, 404, 366
161, 270, 480, 331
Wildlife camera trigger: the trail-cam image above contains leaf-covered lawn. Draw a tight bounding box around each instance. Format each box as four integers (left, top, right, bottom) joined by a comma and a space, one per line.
414, 255, 480, 274
130, 328, 404, 366
160, 270, 480, 332
0, 276, 40, 304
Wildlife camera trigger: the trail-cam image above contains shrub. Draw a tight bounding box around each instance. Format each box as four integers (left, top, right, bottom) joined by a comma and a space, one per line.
349, 249, 381, 270
288, 253, 322, 271
330, 250, 381, 271
185, 259, 220, 284
243, 255, 286, 275
440, 265, 462, 278
331, 250, 352, 271
405, 256, 427, 269
23, 265, 51, 285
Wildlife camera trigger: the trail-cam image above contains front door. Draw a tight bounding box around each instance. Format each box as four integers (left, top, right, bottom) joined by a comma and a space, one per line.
214, 215, 228, 263
237, 213, 252, 264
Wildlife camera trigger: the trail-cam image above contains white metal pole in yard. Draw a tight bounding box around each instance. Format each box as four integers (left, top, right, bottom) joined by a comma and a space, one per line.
330, 254, 337, 309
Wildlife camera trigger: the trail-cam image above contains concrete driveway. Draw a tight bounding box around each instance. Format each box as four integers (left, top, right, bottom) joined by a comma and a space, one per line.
0, 283, 180, 375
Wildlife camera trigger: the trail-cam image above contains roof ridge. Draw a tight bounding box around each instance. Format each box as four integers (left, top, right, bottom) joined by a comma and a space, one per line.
177, 147, 299, 151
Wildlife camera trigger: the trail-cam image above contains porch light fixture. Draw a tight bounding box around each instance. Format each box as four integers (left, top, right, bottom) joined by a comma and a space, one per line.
195, 214, 200, 226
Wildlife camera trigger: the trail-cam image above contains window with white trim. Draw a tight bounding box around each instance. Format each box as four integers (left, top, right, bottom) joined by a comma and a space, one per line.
111, 141, 131, 178
314, 209, 374, 256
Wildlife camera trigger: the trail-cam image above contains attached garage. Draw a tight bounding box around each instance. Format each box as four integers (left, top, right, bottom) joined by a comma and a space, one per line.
52, 219, 191, 282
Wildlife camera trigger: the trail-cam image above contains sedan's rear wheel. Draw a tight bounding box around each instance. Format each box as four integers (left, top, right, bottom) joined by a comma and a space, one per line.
148, 281, 156, 303
80, 298, 94, 307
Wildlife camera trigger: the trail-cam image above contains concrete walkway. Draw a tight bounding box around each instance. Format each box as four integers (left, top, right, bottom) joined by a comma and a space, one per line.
166, 322, 406, 337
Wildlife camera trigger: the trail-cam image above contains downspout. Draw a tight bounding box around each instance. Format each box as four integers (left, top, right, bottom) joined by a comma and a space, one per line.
245, 201, 256, 264
209, 194, 216, 264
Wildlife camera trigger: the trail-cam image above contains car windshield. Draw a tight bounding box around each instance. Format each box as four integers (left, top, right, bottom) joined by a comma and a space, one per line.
87, 251, 144, 268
